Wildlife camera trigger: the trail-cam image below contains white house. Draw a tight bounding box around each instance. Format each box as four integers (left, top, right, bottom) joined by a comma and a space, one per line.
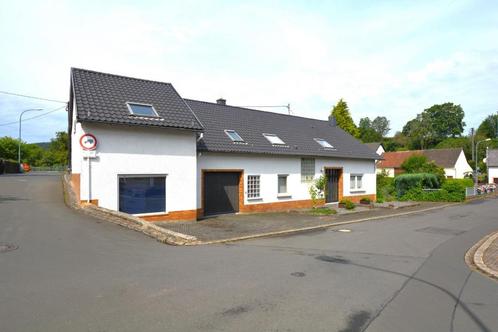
68, 68, 379, 222
487, 149, 498, 184
376, 148, 472, 179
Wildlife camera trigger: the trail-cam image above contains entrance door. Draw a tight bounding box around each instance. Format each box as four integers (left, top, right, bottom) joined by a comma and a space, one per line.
325, 169, 340, 203
204, 172, 240, 216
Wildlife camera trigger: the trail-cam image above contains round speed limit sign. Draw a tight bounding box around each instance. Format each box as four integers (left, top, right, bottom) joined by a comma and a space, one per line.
80, 133, 98, 151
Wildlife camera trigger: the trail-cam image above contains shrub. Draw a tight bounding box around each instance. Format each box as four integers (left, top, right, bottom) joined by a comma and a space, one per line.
401, 155, 446, 185
394, 173, 439, 197
340, 199, 355, 210
360, 197, 371, 204
377, 173, 396, 202
309, 175, 326, 208
399, 178, 467, 202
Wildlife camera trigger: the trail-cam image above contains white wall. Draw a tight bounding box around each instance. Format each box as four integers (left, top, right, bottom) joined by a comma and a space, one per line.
71, 121, 198, 213
489, 167, 498, 184
197, 152, 376, 206
444, 168, 456, 178
454, 150, 473, 179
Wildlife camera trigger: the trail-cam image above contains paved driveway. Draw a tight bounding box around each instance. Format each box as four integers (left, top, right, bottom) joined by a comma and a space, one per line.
1, 174, 498, 331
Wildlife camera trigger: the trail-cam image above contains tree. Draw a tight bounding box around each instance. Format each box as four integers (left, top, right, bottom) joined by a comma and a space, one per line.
371, 116, 390, 137
331, 99, 359, 138
358, 117, 382, 143
477, 114, 498, 139
401, 103, 465, 150
423, 103, 465, 139
43, 131, 68, 166
0, 136, 20, 160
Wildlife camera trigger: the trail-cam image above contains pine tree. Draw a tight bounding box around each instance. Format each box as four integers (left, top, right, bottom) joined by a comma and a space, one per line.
331, 99, 359, 138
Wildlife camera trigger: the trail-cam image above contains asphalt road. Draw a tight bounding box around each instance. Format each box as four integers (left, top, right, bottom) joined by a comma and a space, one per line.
1, 174, 497, 332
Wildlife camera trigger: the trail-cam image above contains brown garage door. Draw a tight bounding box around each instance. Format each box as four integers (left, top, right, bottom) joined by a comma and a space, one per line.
204, 172, 240, 216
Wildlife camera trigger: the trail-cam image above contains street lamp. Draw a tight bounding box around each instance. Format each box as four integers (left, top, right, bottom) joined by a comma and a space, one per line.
18, 108, 43, 168
475, 138, 491, 188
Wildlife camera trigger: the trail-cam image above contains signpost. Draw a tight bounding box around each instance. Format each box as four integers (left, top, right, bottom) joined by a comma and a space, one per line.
80, 134, 98, 203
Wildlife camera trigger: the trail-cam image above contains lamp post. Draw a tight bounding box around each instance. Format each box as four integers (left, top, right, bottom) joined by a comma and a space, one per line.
18, 108, 43, 168
475, 138, 491, 188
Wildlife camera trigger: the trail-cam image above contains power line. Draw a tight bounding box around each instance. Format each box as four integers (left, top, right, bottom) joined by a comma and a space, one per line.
0, 106, 66, 127
0, 90, 67, 104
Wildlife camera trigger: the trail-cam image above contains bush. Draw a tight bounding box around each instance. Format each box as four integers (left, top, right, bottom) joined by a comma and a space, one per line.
401, 155, 446, 186
399, 178, 468, 202
377, 173, 396, 202
394, 173, 439, 197
340, 199, 355, 210
360, 197, 371, 204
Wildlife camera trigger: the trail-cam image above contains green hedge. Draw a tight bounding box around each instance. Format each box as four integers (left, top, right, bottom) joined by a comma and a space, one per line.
399, 178, 469, 202
394, 173, 439, 197
376, 174, 395, 202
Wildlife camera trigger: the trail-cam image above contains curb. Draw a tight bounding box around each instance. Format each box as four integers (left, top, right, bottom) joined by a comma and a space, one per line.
471, 230, 498, 280
61, 173, 199, 246
191, 203, 456, 245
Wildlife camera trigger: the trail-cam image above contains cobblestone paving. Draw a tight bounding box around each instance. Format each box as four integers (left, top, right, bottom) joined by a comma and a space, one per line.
483, 235, 498, 272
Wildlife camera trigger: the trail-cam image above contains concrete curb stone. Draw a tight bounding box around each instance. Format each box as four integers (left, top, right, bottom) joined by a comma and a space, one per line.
471, 231, 498, 281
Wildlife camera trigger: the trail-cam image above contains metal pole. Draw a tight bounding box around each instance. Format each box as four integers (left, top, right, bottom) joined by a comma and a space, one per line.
18, 109, 43, 167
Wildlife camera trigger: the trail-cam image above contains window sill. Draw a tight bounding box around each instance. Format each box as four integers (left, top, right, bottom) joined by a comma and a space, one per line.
247, 197, 263, 201
277, 193, 292, 198
133, 211, 168, 217
349, 190, 366, 194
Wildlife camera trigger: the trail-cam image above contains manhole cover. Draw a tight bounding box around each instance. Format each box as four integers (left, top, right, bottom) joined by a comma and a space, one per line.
0, 243, 18, 253
416, 227, 465, 236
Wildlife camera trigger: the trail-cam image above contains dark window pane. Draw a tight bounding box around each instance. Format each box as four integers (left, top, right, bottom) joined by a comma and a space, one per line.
119, 177, 165, 214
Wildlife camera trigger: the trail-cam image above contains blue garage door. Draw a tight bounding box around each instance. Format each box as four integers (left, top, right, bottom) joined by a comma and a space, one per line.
119, 176, 165, 214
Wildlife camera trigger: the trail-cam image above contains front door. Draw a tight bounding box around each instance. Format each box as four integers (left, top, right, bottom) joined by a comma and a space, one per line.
325, 169, 340, 203
204, 172, 240, 216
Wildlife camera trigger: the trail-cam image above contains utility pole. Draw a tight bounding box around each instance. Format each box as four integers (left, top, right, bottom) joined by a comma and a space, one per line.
471, 127, 475, 163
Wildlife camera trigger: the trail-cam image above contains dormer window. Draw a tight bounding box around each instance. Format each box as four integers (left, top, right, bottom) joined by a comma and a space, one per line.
263, 133, 285, 145
314, 138, 334, 149
225, 129, 244, 142
127, 102, 158, 117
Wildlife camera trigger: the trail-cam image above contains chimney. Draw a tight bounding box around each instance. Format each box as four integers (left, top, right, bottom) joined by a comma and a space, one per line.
328, 115, 337, 126
216, 98, 226, 106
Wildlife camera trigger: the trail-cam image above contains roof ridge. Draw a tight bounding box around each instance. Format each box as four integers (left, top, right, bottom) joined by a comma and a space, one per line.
71, 67, 174, 87
184, 98, 330, 123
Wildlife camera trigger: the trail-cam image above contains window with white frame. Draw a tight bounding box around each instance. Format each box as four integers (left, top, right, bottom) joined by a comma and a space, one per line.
224, 129, 244, 142
314, 138, 334, 149
126, 102, 158, 117
247, 175, 261, 198
350, 174, 363, 190
263, 133, 285, 145
301, 158, 315, 182
278, 174, 288, 194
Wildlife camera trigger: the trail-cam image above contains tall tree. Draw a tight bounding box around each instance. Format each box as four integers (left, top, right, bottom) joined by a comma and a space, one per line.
477, 114, 498, 138
358, 117, 382, 143
371, 116, 390, 137
331, 99, 359, 138
423, 103, 465, 139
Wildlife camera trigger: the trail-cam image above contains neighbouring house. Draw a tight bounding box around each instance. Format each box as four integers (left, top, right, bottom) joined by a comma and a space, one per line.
376, 148, 472, 179
486, 149, 498, 184
365, 142, 385, 157
68, 68, 379, 222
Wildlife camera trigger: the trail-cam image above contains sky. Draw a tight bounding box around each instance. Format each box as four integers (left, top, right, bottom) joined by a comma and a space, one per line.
0, 0, 497, 143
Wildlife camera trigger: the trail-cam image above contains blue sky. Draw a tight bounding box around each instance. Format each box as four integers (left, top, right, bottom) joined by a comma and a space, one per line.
1, 0, 497, 142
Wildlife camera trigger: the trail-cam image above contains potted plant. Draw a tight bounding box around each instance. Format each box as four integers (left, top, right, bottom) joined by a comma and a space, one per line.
339, 199, 355, 210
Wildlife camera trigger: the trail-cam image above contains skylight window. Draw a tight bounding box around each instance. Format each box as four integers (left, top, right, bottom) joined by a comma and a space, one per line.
225, 130, 244, 142
127, 102, 158, 117
314, 138, 334, 149
263, 133, 285, 145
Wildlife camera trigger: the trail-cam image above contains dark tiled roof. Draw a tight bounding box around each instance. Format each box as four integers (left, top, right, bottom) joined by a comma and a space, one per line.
71, 68, 203, 131
186, 99, 379, 160
365, 142, 382, 151
378, 148, 463, 168
487, 149, 498, 167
